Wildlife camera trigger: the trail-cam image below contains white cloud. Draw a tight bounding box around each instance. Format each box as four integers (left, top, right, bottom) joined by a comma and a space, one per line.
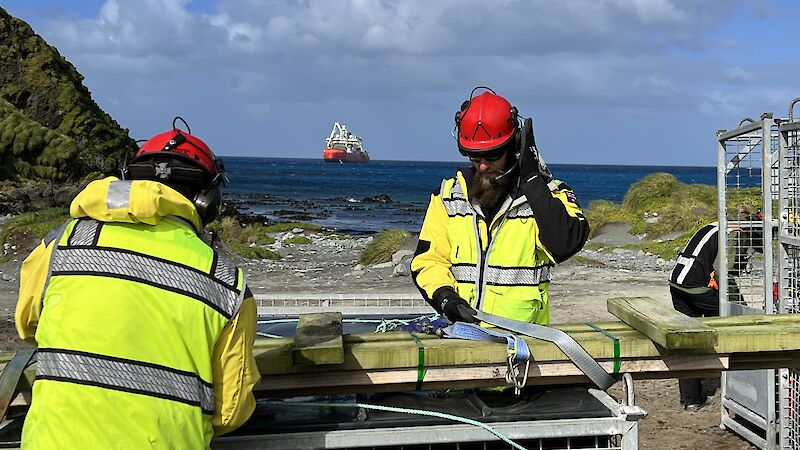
18, 0, 797, 165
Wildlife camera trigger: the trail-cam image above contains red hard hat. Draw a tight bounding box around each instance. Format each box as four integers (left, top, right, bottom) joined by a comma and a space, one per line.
134, 129, 218, 177
456, 91, 517, 151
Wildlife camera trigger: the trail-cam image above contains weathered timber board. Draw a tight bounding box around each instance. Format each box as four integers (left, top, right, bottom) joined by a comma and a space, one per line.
291, 312, 344, 365
607, 297, 718, 349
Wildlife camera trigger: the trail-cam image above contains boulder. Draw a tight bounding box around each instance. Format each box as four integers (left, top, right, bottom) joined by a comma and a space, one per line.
362, 194, 392, 203
391, 249, 415, 265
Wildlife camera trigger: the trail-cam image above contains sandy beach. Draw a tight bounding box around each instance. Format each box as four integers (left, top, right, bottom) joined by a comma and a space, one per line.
0, 224, 754, 449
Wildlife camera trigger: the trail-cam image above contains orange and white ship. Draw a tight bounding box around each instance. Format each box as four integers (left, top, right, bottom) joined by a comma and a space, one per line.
323, 122, 370, 163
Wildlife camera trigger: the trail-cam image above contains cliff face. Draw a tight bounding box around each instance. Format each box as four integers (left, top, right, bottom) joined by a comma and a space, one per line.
0, 7, 136, 182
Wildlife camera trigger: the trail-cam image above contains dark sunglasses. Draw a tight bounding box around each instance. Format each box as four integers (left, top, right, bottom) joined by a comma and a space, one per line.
459, 145, 508, 162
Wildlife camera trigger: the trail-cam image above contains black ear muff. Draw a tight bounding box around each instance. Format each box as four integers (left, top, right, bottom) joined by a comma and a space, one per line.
193, 182, 222, 225
454, 99, 471, 127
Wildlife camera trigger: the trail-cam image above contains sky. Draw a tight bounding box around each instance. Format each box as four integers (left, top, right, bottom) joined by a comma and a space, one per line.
3, 0, 798, 166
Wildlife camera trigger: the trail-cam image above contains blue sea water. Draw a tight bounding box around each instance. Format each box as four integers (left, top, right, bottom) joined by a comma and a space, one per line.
223, 157, 715, 233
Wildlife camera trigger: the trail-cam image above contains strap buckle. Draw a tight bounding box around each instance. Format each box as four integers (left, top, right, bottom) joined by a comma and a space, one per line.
505, 339, 530, 395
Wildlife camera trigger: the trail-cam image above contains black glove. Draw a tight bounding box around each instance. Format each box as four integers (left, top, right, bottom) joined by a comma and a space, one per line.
434, 288, 479, 324
518, 118, 552, 183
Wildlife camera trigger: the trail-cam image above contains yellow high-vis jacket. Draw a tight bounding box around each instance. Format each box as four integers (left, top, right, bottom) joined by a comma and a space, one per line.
411, 170, 588, 324
15, 177, 260, 449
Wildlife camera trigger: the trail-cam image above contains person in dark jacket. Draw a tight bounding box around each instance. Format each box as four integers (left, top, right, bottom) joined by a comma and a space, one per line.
411, 87, 589, 325
669, 211, 762, 411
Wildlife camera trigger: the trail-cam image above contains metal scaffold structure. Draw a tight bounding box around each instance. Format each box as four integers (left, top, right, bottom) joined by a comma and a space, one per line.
717, 98, 800, 449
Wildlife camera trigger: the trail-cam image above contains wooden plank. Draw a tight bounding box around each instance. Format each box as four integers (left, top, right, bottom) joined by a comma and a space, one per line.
608, 297, 718, 349
291, 312, 344, 366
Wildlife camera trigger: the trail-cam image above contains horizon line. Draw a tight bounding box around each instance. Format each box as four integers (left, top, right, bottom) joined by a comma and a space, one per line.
218, 155, 716, 169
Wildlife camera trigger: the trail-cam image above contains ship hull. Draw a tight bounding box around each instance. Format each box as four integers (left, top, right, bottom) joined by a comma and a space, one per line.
323, 147, 369, 163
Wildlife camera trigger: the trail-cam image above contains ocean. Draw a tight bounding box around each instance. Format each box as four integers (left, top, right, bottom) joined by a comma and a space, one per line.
223, 157, 715, 233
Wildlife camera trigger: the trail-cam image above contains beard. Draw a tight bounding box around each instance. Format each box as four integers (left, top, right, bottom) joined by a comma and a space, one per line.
470, 168, 513, 210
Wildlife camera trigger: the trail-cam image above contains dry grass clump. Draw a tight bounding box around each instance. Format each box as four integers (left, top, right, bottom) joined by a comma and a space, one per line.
358, 229, 409, 265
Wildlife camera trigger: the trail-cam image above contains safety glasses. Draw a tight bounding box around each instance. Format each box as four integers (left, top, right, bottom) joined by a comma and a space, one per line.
459, 145, 508, 162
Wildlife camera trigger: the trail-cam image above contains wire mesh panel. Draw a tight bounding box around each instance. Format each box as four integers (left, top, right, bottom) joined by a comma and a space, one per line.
718, 115, 781, 449
778, 105, 800, 450
719, 117, 777, 316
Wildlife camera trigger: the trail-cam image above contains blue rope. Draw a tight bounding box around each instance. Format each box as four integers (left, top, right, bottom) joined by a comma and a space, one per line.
263, 400, 528, 450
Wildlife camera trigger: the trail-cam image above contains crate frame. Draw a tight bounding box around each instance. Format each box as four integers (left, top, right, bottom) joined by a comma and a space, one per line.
718, 99, 800, 449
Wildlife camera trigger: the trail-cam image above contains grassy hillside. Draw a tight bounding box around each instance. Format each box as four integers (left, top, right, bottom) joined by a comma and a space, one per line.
585, 173, 760, 258
0, 7, 136, 181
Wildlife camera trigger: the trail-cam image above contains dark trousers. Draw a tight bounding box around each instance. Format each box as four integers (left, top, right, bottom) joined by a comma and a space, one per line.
670, 286, 720, 405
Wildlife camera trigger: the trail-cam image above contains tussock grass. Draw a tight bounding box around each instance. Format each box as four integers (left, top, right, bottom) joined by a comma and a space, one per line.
358, 229, 409, 265
583, 173, 723, 258
285, 236, 311, 245
263, 222, 321, 233
587, 173, 717, 239
208, 217, 279, 260
584, 200, 636, 238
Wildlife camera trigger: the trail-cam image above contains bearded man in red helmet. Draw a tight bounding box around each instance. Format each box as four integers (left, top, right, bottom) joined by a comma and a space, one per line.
412, 87, 589, 325
15, 118, 260, 449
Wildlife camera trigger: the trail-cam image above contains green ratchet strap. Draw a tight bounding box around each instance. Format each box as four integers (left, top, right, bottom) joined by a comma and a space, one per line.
586, 323, 620, 374
0, 348, 36, 422
409, 333, 427, 391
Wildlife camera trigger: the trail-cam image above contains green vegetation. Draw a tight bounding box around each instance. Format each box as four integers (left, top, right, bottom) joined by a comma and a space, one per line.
0, 99, 79, 180
208, 217, 280, 260
638, 238, 686, 260
0, 8, 136, 181
582, 172, 766, 259
285, 236, 311, 245
571, 255, 606, 266
263, 222, 321, 233
583, 200, 637, 238
358, 229, 409, 265
0, 207, 68, 262
586, 173, 717, 240
586, 172, 764, 245
226, 242, 280, 260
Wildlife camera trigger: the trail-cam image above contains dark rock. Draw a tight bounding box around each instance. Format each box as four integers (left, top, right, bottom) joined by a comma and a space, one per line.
0, 180, 81, 214
362, 194, 392, 203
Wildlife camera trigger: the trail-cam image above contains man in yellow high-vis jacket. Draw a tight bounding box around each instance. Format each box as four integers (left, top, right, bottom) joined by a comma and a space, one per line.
412, 87, 589, 325
15, 121, 260, 449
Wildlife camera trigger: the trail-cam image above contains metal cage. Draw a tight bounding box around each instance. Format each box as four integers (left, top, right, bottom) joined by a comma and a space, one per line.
718, 99, 800, 449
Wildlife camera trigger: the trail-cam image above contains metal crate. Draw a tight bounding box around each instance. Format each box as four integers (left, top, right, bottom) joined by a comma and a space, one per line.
718, 98, 800, 449
778, 99, 800, 450
213, 377, 646, 450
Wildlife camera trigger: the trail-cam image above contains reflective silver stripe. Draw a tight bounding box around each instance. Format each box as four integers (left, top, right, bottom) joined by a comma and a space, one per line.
68, 220, 101, 246
37, 350, 213, 414
675, 225, 718, 284
675, 255, 696, 284
450, 264, 478, 283
693, 226, 718, 256
106, 180, 132, 210
52, 247, 239, 318
451, 180, 466, 199
484, 265, 553, 286
214, 254, 238, 287
443, 198, 473, 217
508, 203, 534, 219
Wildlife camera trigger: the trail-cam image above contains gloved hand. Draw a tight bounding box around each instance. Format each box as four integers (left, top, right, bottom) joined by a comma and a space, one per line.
438, 291, 479, 324
518, 118, 553, 183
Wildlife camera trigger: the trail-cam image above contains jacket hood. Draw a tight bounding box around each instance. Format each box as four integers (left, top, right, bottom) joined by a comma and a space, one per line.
70, 177, 203, 232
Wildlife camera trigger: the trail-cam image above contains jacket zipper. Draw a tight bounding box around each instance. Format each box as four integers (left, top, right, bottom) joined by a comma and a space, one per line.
474, 198, 513, 310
